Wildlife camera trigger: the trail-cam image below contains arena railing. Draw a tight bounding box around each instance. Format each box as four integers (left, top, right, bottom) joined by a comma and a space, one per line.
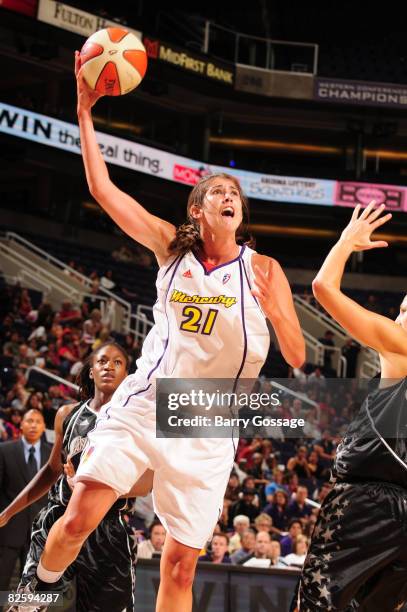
302, 329, 347, 378
26, 366, 79, 393
295, 294, 378, 377
2, 232, 152, 340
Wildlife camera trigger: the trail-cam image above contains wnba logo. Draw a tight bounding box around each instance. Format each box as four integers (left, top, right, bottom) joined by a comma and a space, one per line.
81, 445, 95, 464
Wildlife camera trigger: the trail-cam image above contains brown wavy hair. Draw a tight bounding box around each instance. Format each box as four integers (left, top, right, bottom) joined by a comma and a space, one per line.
168, 173, 255, 257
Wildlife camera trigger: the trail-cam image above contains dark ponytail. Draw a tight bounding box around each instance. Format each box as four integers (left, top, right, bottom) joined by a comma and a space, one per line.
168, 220, 203, 256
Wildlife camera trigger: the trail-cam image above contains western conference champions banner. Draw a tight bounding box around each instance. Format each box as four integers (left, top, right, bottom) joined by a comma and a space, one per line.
1, 101, 404, 210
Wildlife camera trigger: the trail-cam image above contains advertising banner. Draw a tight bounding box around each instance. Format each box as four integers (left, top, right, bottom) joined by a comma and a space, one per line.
314, 77, 407, 109
7, 101, 404, 210
0, 0, 37, 17
334, 181, 407, 212
37, 0, 142, 39
143, 37, 234, 87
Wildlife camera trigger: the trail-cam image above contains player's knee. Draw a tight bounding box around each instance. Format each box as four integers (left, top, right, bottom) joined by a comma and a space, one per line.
171, 558, 195, 590
61, 512, 94, 541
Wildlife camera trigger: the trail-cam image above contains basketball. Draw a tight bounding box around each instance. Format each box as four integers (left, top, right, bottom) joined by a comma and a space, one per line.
80, 27, 147, 96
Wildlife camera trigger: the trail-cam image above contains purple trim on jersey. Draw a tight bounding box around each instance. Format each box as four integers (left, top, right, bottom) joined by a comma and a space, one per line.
162, 254, 181, 278
121, 255, 184, 407
122, 384, 152, 408
146, 254, 184, 381
242, 256, 262, 311
192, 245, 246, 276
233, 259, 248, 388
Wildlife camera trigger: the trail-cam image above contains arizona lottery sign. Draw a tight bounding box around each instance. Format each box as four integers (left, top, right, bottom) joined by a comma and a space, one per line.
1, 101, 406, 211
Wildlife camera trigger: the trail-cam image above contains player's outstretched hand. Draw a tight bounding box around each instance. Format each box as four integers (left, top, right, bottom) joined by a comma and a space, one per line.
75, 50, 103, 114
339, 201, 392, 252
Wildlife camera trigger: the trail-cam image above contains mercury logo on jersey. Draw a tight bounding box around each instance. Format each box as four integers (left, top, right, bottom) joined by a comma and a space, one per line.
170, 289, 237, 308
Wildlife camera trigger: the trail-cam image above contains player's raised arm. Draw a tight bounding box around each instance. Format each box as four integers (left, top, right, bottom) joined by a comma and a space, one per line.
312, 202, 407, 356
75, 52, 176, 265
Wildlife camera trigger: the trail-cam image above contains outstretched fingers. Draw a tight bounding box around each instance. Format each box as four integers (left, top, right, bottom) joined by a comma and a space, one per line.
367, 203, 386, 222
351, 204, 361, 221
368, 240, 388, 250
370, 212, 392, 231
359, 200, 376, 220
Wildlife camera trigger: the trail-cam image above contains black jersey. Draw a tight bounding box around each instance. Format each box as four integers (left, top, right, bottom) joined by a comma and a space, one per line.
48, 401, 130, 511
334, 378, 407, 488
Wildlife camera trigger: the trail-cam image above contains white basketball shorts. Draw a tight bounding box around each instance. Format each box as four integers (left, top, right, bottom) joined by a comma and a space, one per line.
75, 385, 235, 549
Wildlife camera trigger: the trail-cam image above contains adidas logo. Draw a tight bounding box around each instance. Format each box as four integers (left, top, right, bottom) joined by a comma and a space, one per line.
183, 269, 193, 278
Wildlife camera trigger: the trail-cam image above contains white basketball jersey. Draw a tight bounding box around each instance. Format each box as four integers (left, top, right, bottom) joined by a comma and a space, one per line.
117, 245, 270, 404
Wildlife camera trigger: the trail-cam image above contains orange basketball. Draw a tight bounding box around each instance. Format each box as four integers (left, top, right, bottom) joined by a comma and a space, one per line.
80, 27, 147, 96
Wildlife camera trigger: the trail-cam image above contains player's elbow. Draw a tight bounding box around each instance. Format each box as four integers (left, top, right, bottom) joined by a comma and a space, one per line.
312, 277, 324, 299
312, 277, 334, 300
291, 355, 305, 369
288, 349, 305, 370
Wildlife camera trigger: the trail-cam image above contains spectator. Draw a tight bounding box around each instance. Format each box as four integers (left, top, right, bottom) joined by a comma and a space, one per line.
307, 450, 325, 480
254, 513, 273, 536
280, 519, 303, 556
228, 488, 260, 527
112, 245, 135, 263
137, 521, 166, 559
200, 533, 231, 564
84, 280, 103, 312
100, 270, 116, 291
318, 330, 336, 371
248, 452, 269, 487
291, 398, 306, 420
82, 309, 103, 345
230, 530, 256, 564
3, 331, 20, 362
7, 383, 29, 411
270, 540, 289, 568
34, 301, 53, 331
3, 409, 22, 440
19, 289, 32, 319
341, 338, 361, 378
58, 300, 82, 328
218, 499, 230, 533
264, 490, 289, 534
0, 409, 51, 592
242, 531, 272, 568
313, 482, 332, 506
287, 486, 312, 521
314, 430, 336, 462
123, 333, 141, 368
264, 468, 286, 501
308, 367, 326, 388
237, 437, 263, 469
282, 534, 308, 568
25, 392, 44, 413
17, 344, 35, 370
287, 446, 311, 479
228, 514, 250, 554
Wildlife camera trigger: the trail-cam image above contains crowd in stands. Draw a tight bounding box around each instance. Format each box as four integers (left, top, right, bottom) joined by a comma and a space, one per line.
0, 274, 372, 571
